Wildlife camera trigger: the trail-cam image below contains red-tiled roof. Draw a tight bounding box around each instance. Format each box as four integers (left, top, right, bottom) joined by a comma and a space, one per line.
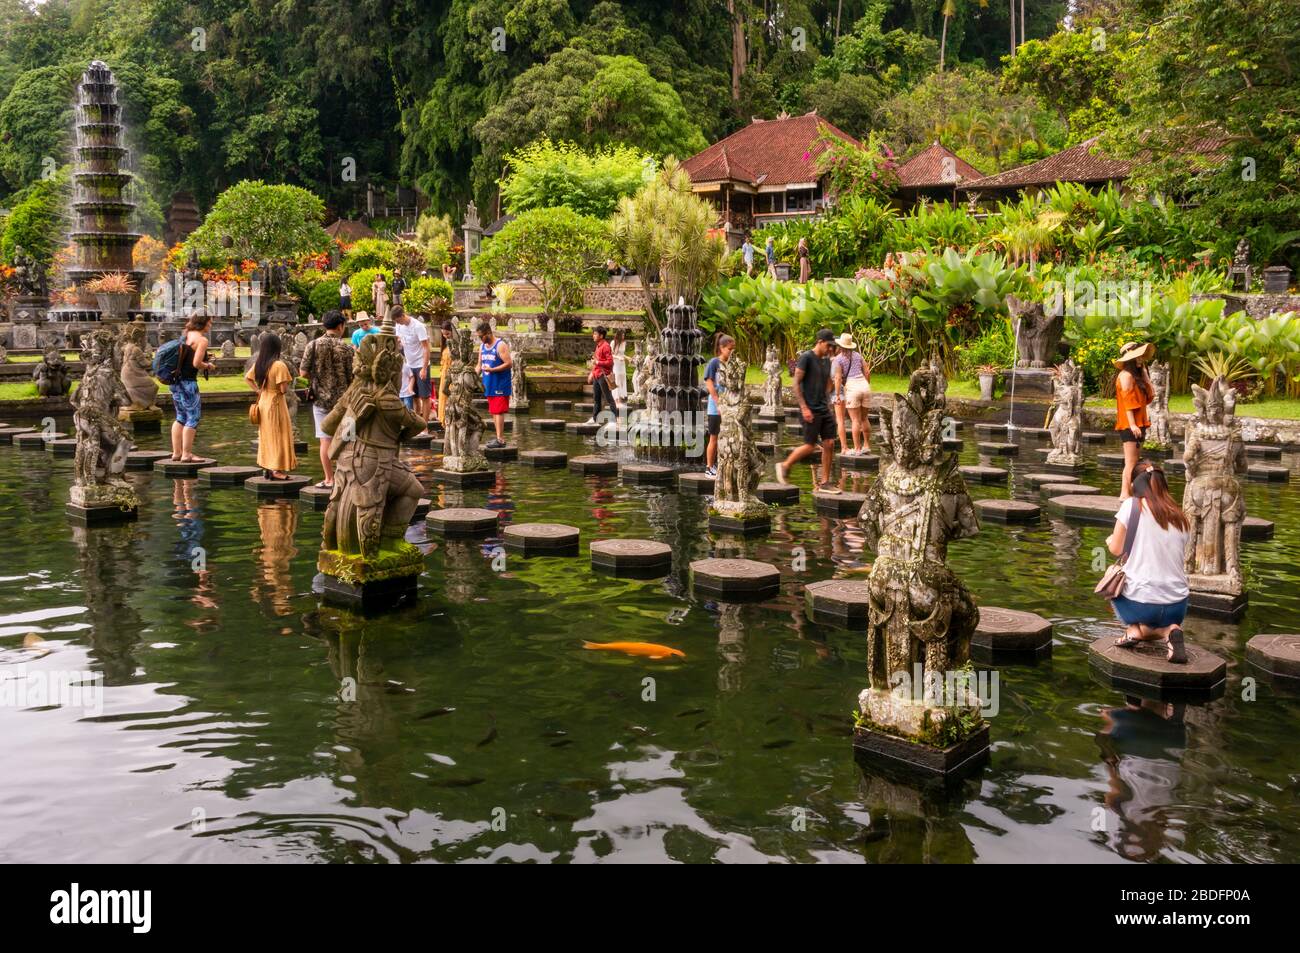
958, 137, 1130, 191
682, 112, 859, 188
324, 219, 377, 241
894, 141, 984, 188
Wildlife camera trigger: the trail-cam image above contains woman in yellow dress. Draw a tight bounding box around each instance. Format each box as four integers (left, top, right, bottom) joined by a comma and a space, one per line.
245, 332, 298, 479
436, 319, 453, 427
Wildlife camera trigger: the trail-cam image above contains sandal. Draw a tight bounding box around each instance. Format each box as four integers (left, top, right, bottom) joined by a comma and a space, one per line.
1165, 627, 1188, 665
1115, 626, 1144, 649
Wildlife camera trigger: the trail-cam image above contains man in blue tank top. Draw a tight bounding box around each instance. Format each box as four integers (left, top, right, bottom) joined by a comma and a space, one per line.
476, 322, 512, 448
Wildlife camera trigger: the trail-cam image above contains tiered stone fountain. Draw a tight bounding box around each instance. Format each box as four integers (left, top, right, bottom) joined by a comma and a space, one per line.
639, 300, 706, 464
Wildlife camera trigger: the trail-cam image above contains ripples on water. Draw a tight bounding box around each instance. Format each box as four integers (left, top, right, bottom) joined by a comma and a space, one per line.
1, 409, 1298, 863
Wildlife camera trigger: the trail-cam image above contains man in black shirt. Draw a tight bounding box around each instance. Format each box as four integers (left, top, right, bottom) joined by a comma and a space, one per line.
775, 328, 839, 492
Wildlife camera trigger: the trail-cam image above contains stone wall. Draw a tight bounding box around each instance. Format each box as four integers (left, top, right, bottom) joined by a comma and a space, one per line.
1191, 292, 1300, 318
454, 282, 646, 313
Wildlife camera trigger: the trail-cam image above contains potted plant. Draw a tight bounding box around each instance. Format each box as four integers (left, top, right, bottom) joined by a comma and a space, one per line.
977, 364, 999, 401
84, 272, 137, 320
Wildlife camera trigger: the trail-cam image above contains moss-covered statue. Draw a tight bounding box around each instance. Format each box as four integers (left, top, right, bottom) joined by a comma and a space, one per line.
709, 355, 768, 530
68, 328, 138, 520
1183, 376, 1246, 600
441, 326, 487, 473
117, 319, 162, 424
1045, 359, 1083, 467
856, 363, 983, 749
32, 347, 70, 397
317, 316, 426, 599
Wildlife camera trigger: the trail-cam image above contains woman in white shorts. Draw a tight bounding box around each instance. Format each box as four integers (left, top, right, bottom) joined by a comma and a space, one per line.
836, 332, 871, 454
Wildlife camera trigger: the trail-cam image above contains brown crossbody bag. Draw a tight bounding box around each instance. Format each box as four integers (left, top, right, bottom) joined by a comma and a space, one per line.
1095, 498, 1140, 599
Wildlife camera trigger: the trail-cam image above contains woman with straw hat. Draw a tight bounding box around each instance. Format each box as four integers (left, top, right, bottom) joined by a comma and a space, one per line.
834, 331, 871, 454
1114, 340, 1156, 498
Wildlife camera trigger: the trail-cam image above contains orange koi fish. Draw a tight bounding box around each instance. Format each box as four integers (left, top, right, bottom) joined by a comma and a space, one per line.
582, 640, 685, 660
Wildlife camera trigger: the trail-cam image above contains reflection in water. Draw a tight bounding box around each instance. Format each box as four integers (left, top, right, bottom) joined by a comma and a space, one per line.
1049, 517, 1082, 588
71, 524, 146, 683
1096, 698, 1187, 862
716, 602, 746, 693
852, 760, 978, 863
252, 501, 299, 617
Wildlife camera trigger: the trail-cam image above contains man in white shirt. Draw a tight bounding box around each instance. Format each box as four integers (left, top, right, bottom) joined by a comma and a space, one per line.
393, 306, 431, 416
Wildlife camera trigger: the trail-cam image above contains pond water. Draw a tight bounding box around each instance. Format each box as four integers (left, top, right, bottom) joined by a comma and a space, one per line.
1, 406, 1298, 863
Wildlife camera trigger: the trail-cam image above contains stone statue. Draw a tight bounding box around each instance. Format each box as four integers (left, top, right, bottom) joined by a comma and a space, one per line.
220, 339, 236, 359
856, 364, 983, 747
509, 351, 529, 411
1183, 376, 1246, 600
1228, 239, 1252, 290
0, 346, 7, 364
1147, 361, 1172, 449
760, 344, 782, 417
68, 328, 137, 514
441, 326, 487, 472
13, 245, 48, 297
318, 317, 426, 590
118, 320, 159, 411
282, 337, 303, 440
1006, 294, 1064, 368
32, 348, 71, 397
639, 336, 662, 416
710, 356, 767, 523
1045, 359, 1083, 466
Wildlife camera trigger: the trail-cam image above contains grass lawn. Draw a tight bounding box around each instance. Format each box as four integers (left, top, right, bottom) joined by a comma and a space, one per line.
740, 364, 981, 400
1089, 394, 1300, 420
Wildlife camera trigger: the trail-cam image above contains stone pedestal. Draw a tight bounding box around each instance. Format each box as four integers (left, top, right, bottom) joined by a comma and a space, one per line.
66, 500, 138, 527
8, 296, 50, 324
708, 502, 771, 536
66, 484, 138, 527
1186, 579, 1248, 621
853, 721, 990, 780
1000, 367, 1055, 398
318, 542, 424, 611
431, 467, 494, 487
120, 405, 163, 433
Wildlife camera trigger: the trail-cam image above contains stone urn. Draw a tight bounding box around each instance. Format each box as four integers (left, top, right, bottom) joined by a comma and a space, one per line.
1262, 265, 1292, 294
978, 370, 997, 401
96, 292, 132, 321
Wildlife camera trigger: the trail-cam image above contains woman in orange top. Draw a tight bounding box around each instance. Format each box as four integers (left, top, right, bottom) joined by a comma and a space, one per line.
1114, 341, 1156, 499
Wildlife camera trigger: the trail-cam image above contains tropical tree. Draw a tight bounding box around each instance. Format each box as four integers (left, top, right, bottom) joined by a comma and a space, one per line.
185, 181, 329, 261
472, 206, 611, 318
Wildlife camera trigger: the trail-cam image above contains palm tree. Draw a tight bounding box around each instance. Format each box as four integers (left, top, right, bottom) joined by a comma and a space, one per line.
939, 0, 957, 72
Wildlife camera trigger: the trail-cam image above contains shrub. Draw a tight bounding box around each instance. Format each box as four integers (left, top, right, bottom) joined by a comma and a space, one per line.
338, 238, 396, 278
307, 273, 343, 315
402, 276, 454, 318
474, 206, 610, 317
186, 180, 329, 261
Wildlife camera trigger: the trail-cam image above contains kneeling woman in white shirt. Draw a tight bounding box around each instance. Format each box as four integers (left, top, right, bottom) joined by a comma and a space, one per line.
1106, 461, 1191, 663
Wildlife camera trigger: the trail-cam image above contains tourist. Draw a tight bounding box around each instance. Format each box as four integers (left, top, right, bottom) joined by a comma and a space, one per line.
587, 325, 616, 424
765, 236, 777, 278
442, 262, 456, 284
435, 320, 454, 428
829, 342, 849, 456
703, 334, 735, 477
338, 277, 352, 319
1108, 461, 1191, 664
611, 328, 629, 407
741, 235, 755, 277
394, 306, 431, 417
245, 332, 298, 480
391, 270, 406, 305
351, 312, 378, 347
797, 236, 811, 283
372, 272, 388, 320
477, 322, 512, 447
299, 310, 354, 489
168, 315, 215, 463
1115, 341, 1156, 498
836, 331, 871, 453
775, 328, 838, 491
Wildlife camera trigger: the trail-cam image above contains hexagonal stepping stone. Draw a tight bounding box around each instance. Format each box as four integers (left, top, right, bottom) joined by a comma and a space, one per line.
0, 426, 35, 444
837, 452, 879, 471
979, 442, 1019, 456
430, 467, 495, 487
1243, 516, 1274, 541
426, 507, 501, 537
1046, 493, 1121, 525
783, 406, 802, 420
409, 498, 432, 522
1016, 426, 1051, 440
544, 399, 572, 411
566, 420, 601, 435
155, 457, 218, 478
126, 449, 172, 470
199, 465, 263, 487
568, 454, 618, 476
574, 401, 595, 414
1245, 444, 1282, 459
621, 464, 673, 485
1245, 634, 1300, 684
973, 607, 1053, 660
503, 522, 580, 555
47, 437, 79, 457
785, 422, 804, 435
1088, 635, 1226, 698
960, 465, 1008, 485
804, 579, 872, 625
975, 499, 1040, 524
1247, 464, 1289, 482
14, 430, 64, 449
1022, 471, 1081, 488
756, 442, 777, 456
529, 418, 566, 431
756, 482, 800, 504
590, 539, 672, 577
483, 443, 517, 461
520, 449, 567, 468
690, 557, 780, 601
974, 422, 1010, 436
1040, 482, 1099, 497
246, 474, 311, 498
472, 398, 489, 410
299, 484, 333, 511
941, 438, 963, 451
1097, 452, 1126, 469
1081, 431, 1108, 444
813, 489, 868, 518
752, 418, 779, 432
678, 472, 715, 495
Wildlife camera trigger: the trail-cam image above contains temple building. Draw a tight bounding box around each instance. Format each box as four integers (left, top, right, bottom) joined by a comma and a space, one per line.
892, 141, 985, 206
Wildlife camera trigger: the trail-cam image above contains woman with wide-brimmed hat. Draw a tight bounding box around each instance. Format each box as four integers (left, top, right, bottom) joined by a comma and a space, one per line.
834, 331, 871, 454
1114, 340, 1156, 498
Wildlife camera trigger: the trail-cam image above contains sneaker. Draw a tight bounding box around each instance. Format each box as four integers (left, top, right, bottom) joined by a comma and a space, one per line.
819, 484, 842, 494
775, 462, 791, 486
485, 438, 504, 449
583, 418, 598, 426
704, 466, 717, 477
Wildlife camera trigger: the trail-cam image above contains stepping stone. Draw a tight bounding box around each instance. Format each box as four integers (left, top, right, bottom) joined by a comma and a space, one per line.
520, 449, 567, 468
126, 450, 172, 470
1245, 634, 1300, 684
960, 465, 1008, 485
566, 421, 601, 435
155, 457, 217, 478
813, 489, 867, 518
0, 426, 35, 444
1022, 471, 1080, 488
430, 467, 495, 487
756, 482, 800, 504
1045, 493, 1121, 525
568, 455, 618, 476
1088, 635, 1226, 698
411, 498, 431, 522
544, 399, 572, 411
1097, 452, 1126, 469
837, 452, 879, 471
530, 418, 566, 431
978, 442, 1019, 456
973, 607, 1053, 659
590, 539, 672, 577
408, 432, 434, 447
804, 579, 872, 625
1081, 431, 1108, 444
678, 472, 715, 495
690, 557, 780, 601
621, 464, 672, 485
756, 442, 777, 456
483, 444, 517, 461
1030, 448, 1087, 472
299, 484, 332, 511
1162, 458, 1185, 474
1244, 516, 1274, 541
752, 418, 779, 432
1016, 426, 1051, 439
1040, 482, 1099, 497
472, 398, 489, 410
974, 423, 1009, 436
1247, 464, 1289, 482
252, 437, 309, 454
199, 465, 263, 487
503, 522, 580, 555
574, 401, 594, 413
14, 431, 63, 448
426, 507, 501, 537
47, 438, 78, 457
974, 499, 1040, 524
942, 438, 963, 451
785, 422, 803, 435
708, 507, 771, 536
246, 474, 311, 498
1246, 444, 1282, 459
